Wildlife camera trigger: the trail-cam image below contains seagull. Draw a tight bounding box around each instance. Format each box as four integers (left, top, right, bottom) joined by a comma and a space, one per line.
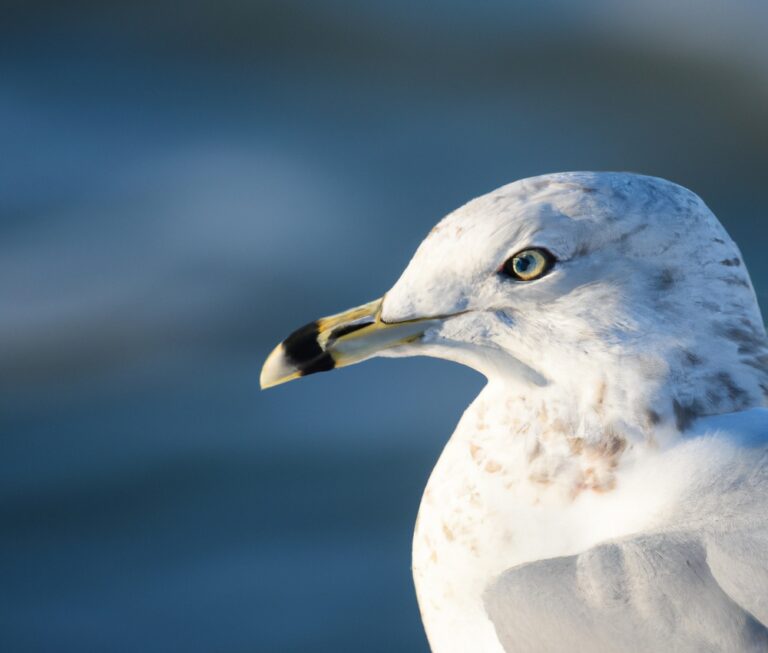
260, 172, 768, 653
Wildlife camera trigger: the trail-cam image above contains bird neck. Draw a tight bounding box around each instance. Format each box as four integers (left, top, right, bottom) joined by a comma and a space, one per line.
461, 343, 767, 499
457, 379, 639, 499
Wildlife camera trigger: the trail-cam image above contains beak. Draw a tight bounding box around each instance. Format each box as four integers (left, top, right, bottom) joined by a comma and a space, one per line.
260, 297, 440, 389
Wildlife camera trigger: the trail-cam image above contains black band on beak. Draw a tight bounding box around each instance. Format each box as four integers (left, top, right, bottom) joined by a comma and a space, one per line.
282, 321, 336, 377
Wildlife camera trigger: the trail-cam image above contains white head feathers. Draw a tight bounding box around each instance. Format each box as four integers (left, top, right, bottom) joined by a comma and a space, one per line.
382, 172, 768, 438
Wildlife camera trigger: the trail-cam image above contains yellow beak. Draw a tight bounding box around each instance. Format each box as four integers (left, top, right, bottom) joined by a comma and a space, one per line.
260, 297, 437, 389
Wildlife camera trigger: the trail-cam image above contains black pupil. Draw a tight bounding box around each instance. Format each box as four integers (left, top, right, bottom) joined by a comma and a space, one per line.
515, 255, 533, 273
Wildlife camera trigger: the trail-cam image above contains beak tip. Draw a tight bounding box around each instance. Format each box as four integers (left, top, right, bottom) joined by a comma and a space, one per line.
260, 296, 418, 391
260, 343, 298, 390
258, 374, 276, 391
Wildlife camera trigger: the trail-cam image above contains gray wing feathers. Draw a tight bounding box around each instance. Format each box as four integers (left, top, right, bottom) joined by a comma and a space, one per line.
706, 530, 768, 627
484, 430, 768, 652
484, 532, 768, 653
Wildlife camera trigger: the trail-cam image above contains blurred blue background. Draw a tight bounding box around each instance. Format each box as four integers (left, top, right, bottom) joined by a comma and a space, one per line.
2, 2, 768, 651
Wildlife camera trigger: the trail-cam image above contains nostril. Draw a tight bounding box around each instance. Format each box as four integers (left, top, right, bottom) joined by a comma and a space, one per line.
328, 321, 373, 342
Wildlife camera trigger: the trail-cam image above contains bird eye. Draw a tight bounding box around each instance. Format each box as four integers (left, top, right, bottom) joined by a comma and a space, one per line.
501, 248, 555, 281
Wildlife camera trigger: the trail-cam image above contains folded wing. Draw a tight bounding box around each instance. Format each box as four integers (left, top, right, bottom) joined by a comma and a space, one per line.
485, 436, 768, 653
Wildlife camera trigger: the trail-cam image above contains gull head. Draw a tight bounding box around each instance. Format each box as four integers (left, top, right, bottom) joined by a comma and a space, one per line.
262, 172, 768, 434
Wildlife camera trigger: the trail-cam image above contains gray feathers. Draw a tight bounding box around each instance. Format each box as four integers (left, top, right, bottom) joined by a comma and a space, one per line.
484, 435, 768, 653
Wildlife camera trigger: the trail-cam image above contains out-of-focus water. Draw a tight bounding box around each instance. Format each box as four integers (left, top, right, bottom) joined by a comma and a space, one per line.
2, 3, 768, 651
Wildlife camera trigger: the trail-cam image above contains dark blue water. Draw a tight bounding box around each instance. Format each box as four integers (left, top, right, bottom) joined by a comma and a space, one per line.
3, 3, 768, 651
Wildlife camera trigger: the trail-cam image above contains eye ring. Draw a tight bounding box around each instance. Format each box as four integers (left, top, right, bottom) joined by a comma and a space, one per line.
501, 248, 556, 281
